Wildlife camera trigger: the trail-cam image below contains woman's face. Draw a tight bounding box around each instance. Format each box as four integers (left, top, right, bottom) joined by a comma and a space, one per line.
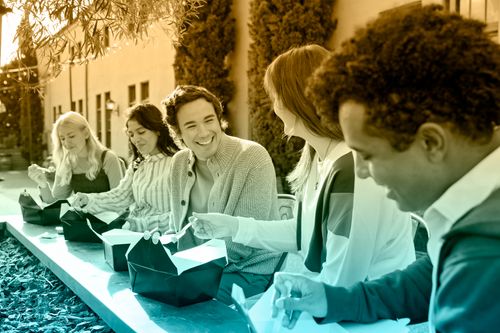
58, 123, 88, 155
126, 119, 160, 156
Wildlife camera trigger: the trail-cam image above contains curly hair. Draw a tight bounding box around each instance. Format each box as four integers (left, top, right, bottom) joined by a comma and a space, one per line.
161, 85, 228, 142
307, 5, 500, 151
125, 103, 179, 160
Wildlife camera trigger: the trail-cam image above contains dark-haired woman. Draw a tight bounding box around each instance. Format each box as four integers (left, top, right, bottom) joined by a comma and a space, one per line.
72, 104, 179, 233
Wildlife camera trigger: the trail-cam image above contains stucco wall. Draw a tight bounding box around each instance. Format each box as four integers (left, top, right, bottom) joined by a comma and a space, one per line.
41, 0, 496, 157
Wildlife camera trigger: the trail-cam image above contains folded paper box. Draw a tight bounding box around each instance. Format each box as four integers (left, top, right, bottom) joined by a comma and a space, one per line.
126, 237, 228, 307
59, 203, 126, 242
232, 284, 410, 333
87, 223, 142, 271
18, 191, 67, 226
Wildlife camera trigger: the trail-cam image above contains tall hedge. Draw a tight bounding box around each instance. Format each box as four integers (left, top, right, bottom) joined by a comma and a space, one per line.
248, 0, 336, 189
173, 0, 236, 116
0, 15, 43, 164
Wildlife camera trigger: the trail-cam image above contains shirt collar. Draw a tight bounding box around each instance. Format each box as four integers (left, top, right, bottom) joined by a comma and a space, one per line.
187, 133, 234, 172
424, 146, 500, 225
423, 146, 500, 264
143, 152, 167, 162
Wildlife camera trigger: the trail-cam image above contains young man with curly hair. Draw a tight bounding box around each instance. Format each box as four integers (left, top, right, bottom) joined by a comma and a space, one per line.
272, 5, 500, 332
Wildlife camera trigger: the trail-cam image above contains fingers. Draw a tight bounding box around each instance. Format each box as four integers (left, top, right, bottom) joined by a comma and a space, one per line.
272, 286, 284, 318
152, 232, 160, 244
282, 308, 302, 329
191, 214, 213, 239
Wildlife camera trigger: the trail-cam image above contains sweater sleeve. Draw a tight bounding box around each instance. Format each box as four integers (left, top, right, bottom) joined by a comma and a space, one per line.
102, 150, 125, 189
231, 148, 279, 220
233, 216, 297, 252
434, 235, 500, 333
84, 165, 135, 214
319, 255, 432, 324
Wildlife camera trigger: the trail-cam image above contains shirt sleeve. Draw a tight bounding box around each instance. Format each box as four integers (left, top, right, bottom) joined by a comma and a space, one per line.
84, 165, 135, 213
102, 150, 125, 189
433, 235, 500, 333
233, 216, 297, 252
318, 256, 432, 324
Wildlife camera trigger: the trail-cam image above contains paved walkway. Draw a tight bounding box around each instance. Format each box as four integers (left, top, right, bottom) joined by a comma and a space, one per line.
0, 170, 37, 216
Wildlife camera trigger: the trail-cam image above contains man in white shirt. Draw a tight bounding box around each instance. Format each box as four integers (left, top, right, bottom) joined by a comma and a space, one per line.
271, 5, 500, 333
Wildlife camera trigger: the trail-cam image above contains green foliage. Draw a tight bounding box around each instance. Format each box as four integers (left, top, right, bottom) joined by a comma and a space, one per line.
248, 0, 336, 185
0, 15, 44, 163
173, 0, 235, 116
9, 0, 204, 76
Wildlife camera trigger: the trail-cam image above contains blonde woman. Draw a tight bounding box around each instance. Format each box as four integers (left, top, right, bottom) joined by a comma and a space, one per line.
28, 111, 124, 203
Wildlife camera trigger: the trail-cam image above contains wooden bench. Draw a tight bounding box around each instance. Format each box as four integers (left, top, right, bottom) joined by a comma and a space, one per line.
1, 216, 247, 333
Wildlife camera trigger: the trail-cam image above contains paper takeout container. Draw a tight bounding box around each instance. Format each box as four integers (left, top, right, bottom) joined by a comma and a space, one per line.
59, 203, 127, 243
126, 237, 228, 307
87, 223, 142, 271
18, 191, 67, 226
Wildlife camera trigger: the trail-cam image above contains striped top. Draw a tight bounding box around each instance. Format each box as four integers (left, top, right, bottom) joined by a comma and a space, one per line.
84, 153, 172, 233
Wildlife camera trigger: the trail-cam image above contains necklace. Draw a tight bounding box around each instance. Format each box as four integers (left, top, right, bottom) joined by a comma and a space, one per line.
314, 139, 336, 191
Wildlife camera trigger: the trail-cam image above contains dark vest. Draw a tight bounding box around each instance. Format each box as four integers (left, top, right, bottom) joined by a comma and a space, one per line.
70, 150, 110, 194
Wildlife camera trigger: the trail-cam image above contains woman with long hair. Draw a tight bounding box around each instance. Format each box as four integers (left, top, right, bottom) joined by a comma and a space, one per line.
72, 103, 179, 233
192, 45, 416, 286
28, 111, 124, 203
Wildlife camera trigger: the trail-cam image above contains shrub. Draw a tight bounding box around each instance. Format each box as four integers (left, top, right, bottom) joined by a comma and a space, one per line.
248, 0, 336, 189
173, 0, 236, 119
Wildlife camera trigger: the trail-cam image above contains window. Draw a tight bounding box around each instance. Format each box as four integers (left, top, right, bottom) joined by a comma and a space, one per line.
128, 84, 136, 106
104, 91, 112, 148
78, 99, 83, 115
96, 94, 102, 141
71, 101, 76, 111
76, 42, 82, 61
58, 105, 62, 115
103, 26, 110, 48
53, 107, 57, 122
140, 81, 149, 102
453, 0, 498, 38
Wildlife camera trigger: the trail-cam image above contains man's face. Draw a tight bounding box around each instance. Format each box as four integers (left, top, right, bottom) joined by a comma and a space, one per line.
177, 98, 222, 161
339, 100, 440, 212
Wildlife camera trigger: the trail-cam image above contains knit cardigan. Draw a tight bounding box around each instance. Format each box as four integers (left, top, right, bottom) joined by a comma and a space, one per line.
167, 134, 282, 275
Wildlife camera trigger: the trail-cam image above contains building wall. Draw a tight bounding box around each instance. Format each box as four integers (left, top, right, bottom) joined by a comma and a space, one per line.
40, 24, 176, 158
39, 0, 499, 155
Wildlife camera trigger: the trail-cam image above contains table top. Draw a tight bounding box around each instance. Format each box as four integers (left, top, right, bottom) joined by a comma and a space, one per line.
3, 215, 248, 333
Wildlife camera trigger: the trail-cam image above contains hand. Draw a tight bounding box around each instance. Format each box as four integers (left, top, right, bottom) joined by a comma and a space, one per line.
272, 273, 327, 329
27, 164, 49, 187
190, 212, 239, 239
71, 192, 89, 209
143, 227, 161, 244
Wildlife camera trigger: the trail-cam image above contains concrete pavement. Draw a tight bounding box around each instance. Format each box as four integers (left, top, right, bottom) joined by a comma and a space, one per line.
0, 170, 38, 216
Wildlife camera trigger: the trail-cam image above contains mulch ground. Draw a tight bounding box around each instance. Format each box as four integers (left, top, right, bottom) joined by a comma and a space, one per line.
0, 235, 113, 333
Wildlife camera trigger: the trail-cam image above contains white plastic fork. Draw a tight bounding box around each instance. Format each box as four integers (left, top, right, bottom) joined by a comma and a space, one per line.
171, 221, 193, 242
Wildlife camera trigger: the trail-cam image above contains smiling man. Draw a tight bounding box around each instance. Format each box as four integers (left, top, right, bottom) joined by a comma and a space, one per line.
271, 5, 500, 332
162, 85, 283, 304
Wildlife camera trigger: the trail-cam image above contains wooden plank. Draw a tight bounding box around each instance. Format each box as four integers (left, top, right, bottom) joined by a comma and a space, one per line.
3, 215, 248, 333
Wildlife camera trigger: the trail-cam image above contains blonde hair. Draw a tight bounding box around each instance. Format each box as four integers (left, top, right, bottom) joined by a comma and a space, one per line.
264, 44, 342, 195
51, 111, 106, 185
